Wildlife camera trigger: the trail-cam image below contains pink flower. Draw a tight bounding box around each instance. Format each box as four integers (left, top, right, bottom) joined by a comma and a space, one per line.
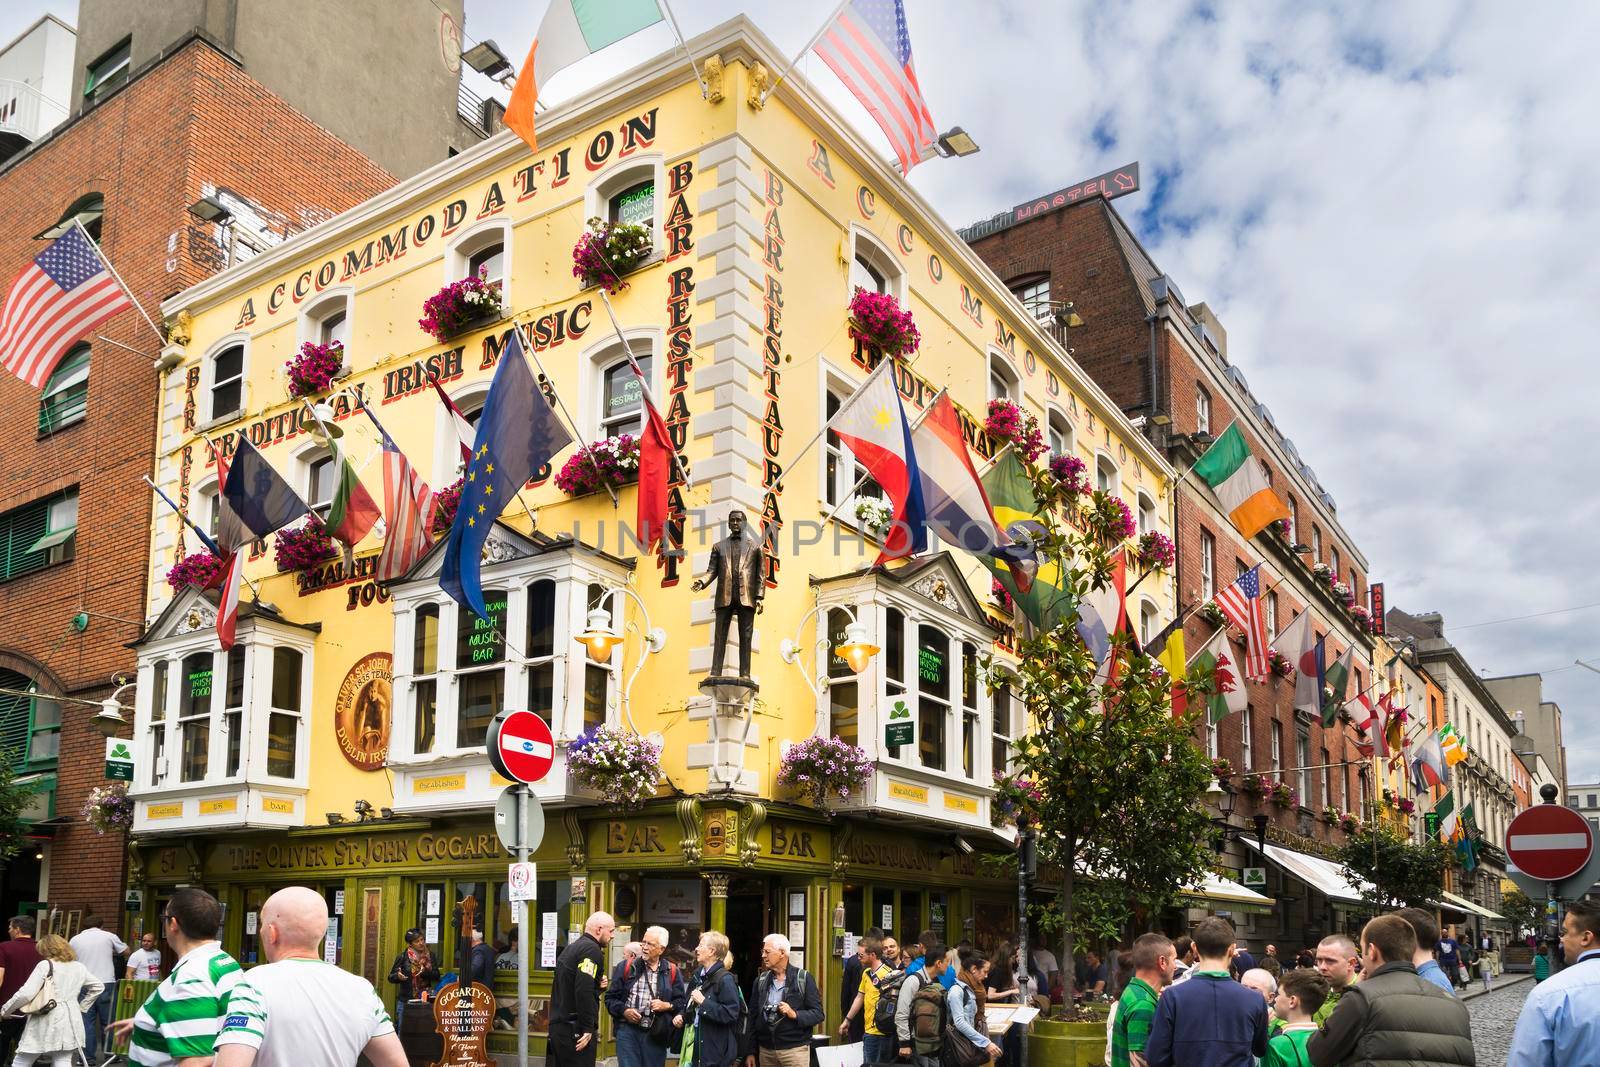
554, 434, 641, 496
847, 288, 921, 359
985, 400, 1046, 462
419, 271, 503, 342
285, 341, 344, 399
274, 519, 337, 572
167, 551, 225, 591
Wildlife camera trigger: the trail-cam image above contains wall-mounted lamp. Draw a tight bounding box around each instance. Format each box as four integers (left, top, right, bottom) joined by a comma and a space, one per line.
326, 812, 347, 825
186, 196, 232, 225
935, 127, 980, 158
572, 584, 666, 733
462, 40, 515, 83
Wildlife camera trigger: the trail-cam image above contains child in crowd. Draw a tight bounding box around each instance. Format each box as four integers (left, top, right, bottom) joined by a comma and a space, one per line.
1263, 969, 1330, 1067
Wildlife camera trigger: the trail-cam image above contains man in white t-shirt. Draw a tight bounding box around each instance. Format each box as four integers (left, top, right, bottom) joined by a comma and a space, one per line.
126, 932, 163, 982
214, 886, 405, 1067
69, 914, 128, 1061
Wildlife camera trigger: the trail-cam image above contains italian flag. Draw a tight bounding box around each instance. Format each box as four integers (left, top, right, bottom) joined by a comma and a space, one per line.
504, 0, 665, 152
1191, 423, 1290, 539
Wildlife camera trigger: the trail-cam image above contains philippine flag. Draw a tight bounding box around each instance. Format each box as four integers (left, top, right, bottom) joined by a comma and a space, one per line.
828, 360, 926, 562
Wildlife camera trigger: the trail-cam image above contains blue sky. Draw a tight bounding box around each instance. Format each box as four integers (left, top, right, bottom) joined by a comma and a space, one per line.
8, 1, 1600, 782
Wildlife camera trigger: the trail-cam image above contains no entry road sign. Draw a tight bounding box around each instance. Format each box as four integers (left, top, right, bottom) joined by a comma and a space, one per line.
1506, 804, 1594, 883
487, 710, 555, 785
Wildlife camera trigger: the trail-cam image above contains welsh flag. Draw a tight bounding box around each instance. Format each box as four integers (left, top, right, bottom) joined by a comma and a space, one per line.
1190, 423, 1290, 538
1189, 630, 1246, 724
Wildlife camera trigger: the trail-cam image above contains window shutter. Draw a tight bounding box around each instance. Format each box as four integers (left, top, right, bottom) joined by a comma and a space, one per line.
0, 501, 50, 581
0, 671, 33, 770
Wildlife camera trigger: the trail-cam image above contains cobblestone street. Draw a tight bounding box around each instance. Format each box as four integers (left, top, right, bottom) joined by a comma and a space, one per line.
1466, 977, 1532, 1066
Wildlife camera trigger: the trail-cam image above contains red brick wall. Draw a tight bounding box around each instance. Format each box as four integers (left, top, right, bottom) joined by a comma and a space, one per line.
0, 38, 393, 927
968, 198, 1379, 849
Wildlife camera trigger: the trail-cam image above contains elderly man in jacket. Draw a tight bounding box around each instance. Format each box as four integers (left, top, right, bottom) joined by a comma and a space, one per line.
747, 934, 823, 1067
607, 925, 685, 1067
1308, 914, 1474, 1067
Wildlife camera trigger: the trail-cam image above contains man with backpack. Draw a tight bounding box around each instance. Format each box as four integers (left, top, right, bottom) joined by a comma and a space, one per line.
747, 933, 823, 1067
606, 925, 685, 1067
839, 935, 898, 1064
897, 941, 950, 1066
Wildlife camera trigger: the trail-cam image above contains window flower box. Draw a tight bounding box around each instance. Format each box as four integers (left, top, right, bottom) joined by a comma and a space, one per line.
274, 518, 337, 573
1136, 530, 1176, 571
846, 288, 920, 361
1200, 602, 1229, 629
167, 551, 225, 591
1241, 773, 1266, 796
1338, 812, 1361, 834
1210, 758, 1234, 781
1397, 797, 1416, 815
573, 217, 653, 293
1273, 517, 1291, 538
553, 433, 640, 497
1269, 780, 1298, 809
990, 577, 1014, 614
1268, 650, 1292, 678
778, 735, 873, 815
854, 497, 893, 538
1322, 806, 1341, 825
419, 272, 504, 343
1049, 452, 1088, 496
285, 340, 345, 399
430, 477, 463, 536
984, 399, 1045, 462
566, 726, 661, 811
991, 772, 1042, 828
1087, 490, 1136, 544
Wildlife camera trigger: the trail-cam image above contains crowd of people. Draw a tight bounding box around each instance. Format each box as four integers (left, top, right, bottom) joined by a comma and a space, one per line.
0, 890, 1596, 1066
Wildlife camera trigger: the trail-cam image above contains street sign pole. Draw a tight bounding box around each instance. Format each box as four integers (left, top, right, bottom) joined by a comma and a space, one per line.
1547, 879, 1563, 975
517, 781, 530, 1067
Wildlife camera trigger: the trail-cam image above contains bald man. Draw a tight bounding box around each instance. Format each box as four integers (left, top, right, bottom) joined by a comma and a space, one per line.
214, 887, 405, 1067
552, 911, 617, 1067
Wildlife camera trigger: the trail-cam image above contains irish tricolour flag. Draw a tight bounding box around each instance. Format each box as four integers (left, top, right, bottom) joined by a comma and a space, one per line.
505, 0, 665, 152
1191, 423, 1290, 539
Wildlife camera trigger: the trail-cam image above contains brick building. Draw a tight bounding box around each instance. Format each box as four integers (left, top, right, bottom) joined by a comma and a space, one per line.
966, 189, 1390, 948
0, 31, 393, 929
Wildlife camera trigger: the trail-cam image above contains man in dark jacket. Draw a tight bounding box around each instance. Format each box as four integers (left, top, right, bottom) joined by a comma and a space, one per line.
1308, 914, 1474, 1067
607, 924, 686, 1067
468, 928, 496, 989
1145, 917, 1268, 1067
748, 933, 823, 1067
551, 911, 617, 1067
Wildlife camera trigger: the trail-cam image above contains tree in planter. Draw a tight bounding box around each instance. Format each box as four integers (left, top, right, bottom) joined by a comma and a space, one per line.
986, 457, 1214, 990
1335, 822, 1452, 909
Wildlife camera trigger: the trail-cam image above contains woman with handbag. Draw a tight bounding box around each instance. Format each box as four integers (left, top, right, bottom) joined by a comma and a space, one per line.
0, 934, 104, 1066
677, 932, 742, 1067
945, 946, 999, 1066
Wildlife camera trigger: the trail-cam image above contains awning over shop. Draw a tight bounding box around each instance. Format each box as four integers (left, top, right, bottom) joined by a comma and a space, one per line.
1179, 870, 1276, 915
1440, 890, 1505, 922
1243, 840, 1368, 906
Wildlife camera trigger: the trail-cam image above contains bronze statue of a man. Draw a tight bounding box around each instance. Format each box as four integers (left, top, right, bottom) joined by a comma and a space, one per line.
691, 509, 765, 679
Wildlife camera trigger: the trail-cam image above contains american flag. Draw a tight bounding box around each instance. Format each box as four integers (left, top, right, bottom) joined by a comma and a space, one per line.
813, 0, 939, 174
1214, 563, 1270, 681
362, 402, 436, 582
0, 225, 132, 388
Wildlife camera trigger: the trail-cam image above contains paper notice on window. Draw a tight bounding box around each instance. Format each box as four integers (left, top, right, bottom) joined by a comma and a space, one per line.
425, 917, 440, 943
334, 891, 345, 916
245, 912, 258, 935
541, 938, 557, 967
426, 890, 442, 916
843, 934, 858, 958
324, 919, 339, 963
542, 912, 557, 939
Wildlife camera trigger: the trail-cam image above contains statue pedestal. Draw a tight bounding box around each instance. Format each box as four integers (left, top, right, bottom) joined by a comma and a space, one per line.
687, 676, 760, 793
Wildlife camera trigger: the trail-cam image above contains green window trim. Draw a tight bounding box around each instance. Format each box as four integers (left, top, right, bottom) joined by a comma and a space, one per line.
39, 347, 90, 435
0, 672, 61, 774
26, 526, 75, 554
84, 39, 131, 99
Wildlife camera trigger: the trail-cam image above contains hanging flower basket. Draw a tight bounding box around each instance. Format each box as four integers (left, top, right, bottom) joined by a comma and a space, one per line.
419, 272, 504, 342
1267, 650, 1292, 678
990, 578, 1014, 613
1397, 797, 1416, 815
274, 518, 337, 573
1241, 774, 1267, 796
1136, 530, 1176, 572
1331, 580, 1355, 607
1084, 490, 1136, 545
573, 217, 653, 293
854, 497, 893, 537
1200, 602, 1229, 629
566, 726, 661, 810
846, 288, 921, 361
1311, 562, 1332, 581
430, 477, 464, 536
285, 340, 345, 399
1210, 757, 1234, 781
1273, 517, 1291, 538
167, 551, 225, 591
991, 772, 1042, 828
553, 433, 640, 497
1269, 780, 1298, 809
778, 735, 874, 814
1049, 452, 1088, 496
984, 400, 1046, 463
82, 783, 133, 834
1338, 812, 1361, 834
1322, 806, 1341, 825
1350, 605, 1371, 627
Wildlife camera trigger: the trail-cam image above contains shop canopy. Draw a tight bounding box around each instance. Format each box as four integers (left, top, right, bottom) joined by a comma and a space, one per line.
1243, 839, 1368, 906
1439, 890, 1506, 922
1178, 869, 1276, 915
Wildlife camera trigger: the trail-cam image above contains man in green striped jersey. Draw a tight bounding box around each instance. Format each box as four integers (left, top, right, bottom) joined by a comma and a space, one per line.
214, 886, 403, 1067
108, 888, 242, 1067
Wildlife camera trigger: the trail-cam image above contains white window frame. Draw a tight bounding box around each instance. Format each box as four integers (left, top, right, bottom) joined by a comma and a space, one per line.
1139, 599, 1159, 647
578, 326, 663, 444
1265, 590, 1279, 641
289, 438, 336, 519
39, 343, 91, 434
1296, 726, 1312, 805
846, 224, 905, 302
198, 333, 250, 427
1241, 705, 1254, 771
990, 666, 1017, 780
1200, 531, 1216, 601
432, 380, 491, 485
262, 644, 308, 780
1287, 496, 1299, 543
820, 363, 883, 516
389, 558, 621, 761
1046, 407, 1074, 457
298, 287, 354, 351
988, 350, 1021, 404
1271, 720, 1283, 773
1136, 491, 1156, 536
586, 155, 665, 257
1011, 276, 1051, 324
1195, 385, 1212, 434
446, 219, 515, 309
1312, 526, 1323, 561
1095, 453, 1119, 496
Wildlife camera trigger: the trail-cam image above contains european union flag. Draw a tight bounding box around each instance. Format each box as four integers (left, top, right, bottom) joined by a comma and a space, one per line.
440, 329, 573, 618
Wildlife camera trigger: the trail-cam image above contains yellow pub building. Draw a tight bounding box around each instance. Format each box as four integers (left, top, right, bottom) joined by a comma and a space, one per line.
128, 17, 1180, 1053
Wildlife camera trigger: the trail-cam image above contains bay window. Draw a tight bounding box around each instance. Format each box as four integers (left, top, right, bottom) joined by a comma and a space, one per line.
827, 608, 861, 747
412, 604, 440, 753
179, 651, 212, 782
917, 625, 949, 771
992, 675, 1015, 775
224, 645, 245, 777
148, 661, 167, 785
455, 591, 507, 749
961, 641, 978, 779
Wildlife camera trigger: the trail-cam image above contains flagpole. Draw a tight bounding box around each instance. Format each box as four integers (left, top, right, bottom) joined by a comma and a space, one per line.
193, 432, 270, 605
760, 0, 848, 105
72, 219, 165, 347
595, 289, 692, 491
144, 474, 265, 603
656, 0, 708, 98
511, 322, 620, 509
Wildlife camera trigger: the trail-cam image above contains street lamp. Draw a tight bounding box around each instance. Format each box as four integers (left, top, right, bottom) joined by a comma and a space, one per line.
779, 596, 878, 735
935, 127, 980, 158
573, 584, 666, 733
1206, 778, 1269, 853
461, 40, 516, 85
